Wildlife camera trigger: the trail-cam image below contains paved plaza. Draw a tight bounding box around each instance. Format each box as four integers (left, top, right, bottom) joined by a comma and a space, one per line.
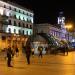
0, 51, 75, 75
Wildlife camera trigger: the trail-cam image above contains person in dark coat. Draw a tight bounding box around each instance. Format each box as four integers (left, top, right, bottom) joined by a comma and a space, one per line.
64, 44, 68, 55
38, 46, 43, 58
7, 46, 13, 67
15, 46, 19, 57
25, 44, 31, 64
31, 48, 34, 57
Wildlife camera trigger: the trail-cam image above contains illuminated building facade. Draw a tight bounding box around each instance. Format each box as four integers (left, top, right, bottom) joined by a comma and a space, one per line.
0, 0, 34, 50
57, 12, 66, 40
34, 12, 73, 42
35, 23, 62, 39
57, 12, 73, 41
35, 23, 73, 42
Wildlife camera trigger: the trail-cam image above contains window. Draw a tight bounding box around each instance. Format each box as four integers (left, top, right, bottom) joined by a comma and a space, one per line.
30, 31, 32, 35
19, 30, 21, 34
14, 21, 16, 26
27, 18, 29, 22
9, 13, 11, 17
26, 31, 28, 35
4, 5, 6, 8
19, 10, 20, 13
26, 24, 28, 28
23, 11, 24, 14
23, 23, 25, 27
19, 16, 21, 20
18, 22, 21, 27
8, 28, 11, 33
9, 20, 11, 24
23, 17, 25, 21
14, 29, 16, 33
27, 13, 28, 16
30, 14, 32, 17
14, 8, 16, 11
9, 6, 11, 10
30, 25, 32, 29
30, 14, 31, 17
29, 20, 31, 22
23, 30, 24, 35
14, 15, 16, 19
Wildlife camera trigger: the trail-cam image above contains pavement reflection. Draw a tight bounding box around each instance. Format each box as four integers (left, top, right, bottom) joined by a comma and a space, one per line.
0, 51, 75, 75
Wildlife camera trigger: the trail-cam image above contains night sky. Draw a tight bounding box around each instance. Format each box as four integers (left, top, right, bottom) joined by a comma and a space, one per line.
9, 0, 75, 24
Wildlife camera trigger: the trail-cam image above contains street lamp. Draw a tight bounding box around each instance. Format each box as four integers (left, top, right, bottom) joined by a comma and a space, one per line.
64, 24, 73, 41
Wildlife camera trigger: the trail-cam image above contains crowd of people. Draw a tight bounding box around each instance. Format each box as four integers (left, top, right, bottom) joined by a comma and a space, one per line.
4, 41, 69, 67
5, 44, 44, 67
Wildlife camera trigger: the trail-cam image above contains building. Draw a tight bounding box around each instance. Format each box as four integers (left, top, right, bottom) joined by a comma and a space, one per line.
57, 12, 66, 40
34, 23, 61, 38
0, 0, 34, 50
34, 12, 74, 42
34, 23, 73, 42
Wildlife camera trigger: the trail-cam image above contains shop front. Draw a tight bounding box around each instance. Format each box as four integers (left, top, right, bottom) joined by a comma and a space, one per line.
0, 32, 28, 52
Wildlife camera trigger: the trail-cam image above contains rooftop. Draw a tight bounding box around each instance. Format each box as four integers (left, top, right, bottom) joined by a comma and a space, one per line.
1, 0, 34, 13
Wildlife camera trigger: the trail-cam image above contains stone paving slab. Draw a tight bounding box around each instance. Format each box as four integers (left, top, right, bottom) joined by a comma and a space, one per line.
0, 52, 75, 75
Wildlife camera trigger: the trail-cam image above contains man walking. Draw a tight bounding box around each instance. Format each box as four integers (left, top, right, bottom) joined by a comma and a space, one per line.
25, 43, 31, 64
7, 46, 13, 67
38, 46, 43, 58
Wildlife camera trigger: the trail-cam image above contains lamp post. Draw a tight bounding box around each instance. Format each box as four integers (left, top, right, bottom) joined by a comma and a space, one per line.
65, 24, 72, 41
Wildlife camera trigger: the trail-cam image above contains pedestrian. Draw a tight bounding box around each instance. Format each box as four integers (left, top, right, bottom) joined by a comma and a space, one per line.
65, 44, 68, 55
15, 46, 19, 57
38, 46, 43, 58
6, 46, 13, 67
12, 45, 15, 58
22, 44, 25, 53
25, 43, 31, 64
62, 43, 68, 56
31, 48, 34, 57
45, 46, 49, 54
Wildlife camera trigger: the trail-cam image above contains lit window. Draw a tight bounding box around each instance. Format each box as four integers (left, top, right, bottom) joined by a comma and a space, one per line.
14, 29, 16, 33
23, 17, 25, 21
23, 30, 24, 35
19, 16, 20, 20
27, 18, 28, 22
26, 31, 28, 35
30, 31, 32, 35
8, 28, 11, 33
19, 30, 21, 34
